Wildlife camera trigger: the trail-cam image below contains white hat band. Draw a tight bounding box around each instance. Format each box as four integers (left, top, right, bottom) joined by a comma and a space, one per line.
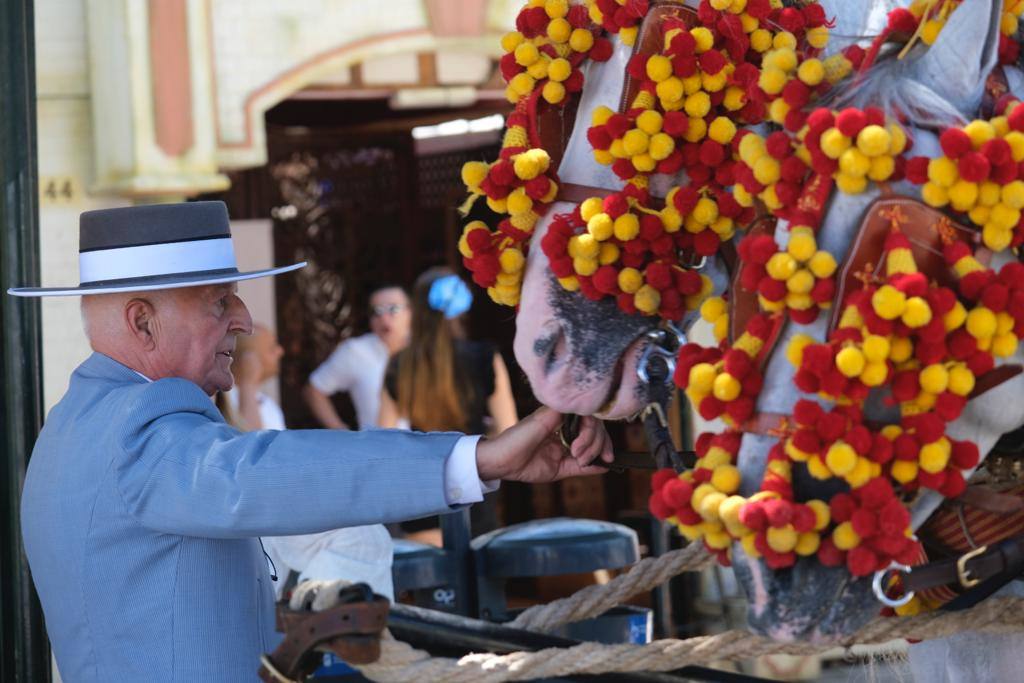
79, 238, 238, 284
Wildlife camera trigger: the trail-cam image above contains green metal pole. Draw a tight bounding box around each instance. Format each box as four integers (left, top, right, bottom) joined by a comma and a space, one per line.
0, 0, 51, 681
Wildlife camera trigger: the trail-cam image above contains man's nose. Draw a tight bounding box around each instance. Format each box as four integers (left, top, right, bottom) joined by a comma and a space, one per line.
230, 296, 254, 335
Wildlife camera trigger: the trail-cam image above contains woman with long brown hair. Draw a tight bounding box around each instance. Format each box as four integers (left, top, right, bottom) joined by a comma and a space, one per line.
379, 267, 517, 535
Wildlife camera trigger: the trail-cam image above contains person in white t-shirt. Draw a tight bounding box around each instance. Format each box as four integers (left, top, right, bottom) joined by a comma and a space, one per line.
222, 323, 396, 600
303, 285, 411, 429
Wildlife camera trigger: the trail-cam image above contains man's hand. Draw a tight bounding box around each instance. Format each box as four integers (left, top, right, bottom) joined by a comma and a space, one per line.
475, 407, 613, 483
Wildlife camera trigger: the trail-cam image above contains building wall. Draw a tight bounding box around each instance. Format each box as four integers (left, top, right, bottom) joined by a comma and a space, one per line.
36, 0, 127, 411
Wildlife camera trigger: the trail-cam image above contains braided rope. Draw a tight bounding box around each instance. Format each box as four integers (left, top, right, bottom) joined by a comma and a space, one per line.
509, 542, 713, 632
356, 597, 1024, 682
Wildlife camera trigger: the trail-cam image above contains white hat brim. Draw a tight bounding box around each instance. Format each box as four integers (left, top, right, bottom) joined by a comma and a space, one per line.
7, 262, 307, 297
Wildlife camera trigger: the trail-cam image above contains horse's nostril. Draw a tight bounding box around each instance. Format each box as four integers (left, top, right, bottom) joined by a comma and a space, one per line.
533, 326, 568, 374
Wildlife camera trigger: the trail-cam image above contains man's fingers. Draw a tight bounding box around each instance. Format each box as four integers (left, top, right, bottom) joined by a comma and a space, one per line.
570, 417, 614, 465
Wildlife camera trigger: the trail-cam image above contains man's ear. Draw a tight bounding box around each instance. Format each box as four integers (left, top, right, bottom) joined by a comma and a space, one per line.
124, 298, 158, 350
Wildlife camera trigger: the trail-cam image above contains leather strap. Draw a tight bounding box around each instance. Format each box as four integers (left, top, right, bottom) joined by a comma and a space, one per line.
903, 535, 1024, 600
258, 590, 389, 683
959, 485, 1024, 514
970, 364, 1024, 399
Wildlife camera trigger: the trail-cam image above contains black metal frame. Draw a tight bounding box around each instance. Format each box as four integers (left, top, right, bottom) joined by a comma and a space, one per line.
0, 1, 49, 681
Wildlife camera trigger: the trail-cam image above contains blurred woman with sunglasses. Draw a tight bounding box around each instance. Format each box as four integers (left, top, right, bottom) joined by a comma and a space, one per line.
379, 267, 517, 536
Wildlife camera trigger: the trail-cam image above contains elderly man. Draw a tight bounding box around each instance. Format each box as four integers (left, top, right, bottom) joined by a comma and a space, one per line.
9, 202, 612, 683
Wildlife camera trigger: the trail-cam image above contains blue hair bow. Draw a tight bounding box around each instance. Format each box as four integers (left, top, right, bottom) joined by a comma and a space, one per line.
428, 274, 473, 319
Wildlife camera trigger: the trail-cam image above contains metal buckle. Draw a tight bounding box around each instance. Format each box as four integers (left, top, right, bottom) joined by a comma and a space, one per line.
956, 545, 988, 589
872, 562, 915, 608
636, 326, 685, 386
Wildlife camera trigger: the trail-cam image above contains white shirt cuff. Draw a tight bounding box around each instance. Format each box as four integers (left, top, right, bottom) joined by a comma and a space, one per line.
444, 435, 500, 505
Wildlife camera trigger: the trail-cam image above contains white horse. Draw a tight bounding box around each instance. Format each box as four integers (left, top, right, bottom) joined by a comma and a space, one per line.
510, 0, 1024, 679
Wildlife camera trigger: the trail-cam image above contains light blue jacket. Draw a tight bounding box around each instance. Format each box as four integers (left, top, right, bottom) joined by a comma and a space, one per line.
22, 353, 462, 682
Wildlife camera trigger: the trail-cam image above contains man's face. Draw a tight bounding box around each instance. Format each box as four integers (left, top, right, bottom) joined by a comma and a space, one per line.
151, 284, 253, 394
369, 287, 410, 353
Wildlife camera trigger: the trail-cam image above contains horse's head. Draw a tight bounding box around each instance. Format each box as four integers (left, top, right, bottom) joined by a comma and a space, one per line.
725, 0, 1023, 642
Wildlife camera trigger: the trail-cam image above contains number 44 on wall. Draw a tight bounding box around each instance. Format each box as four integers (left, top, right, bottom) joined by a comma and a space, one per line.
39, 175, 81, 205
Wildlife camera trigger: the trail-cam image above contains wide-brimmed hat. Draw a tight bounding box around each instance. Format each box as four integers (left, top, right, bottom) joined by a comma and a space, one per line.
7, 201, 305, 297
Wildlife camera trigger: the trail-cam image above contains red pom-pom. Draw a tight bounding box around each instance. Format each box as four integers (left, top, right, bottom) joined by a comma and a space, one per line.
1009, 101, 1024, 132
758, 276, 787, 301
763, 498, 793, 528
983, 138, 1013, 167
948, 329, 978, 359
934, 392, 966, 422
835, 108, 868, 137
958, 151, 991, 183
847, 546, 879, 577
672, 185, 699, 215
648, 491, 673, 519
830, 493, 857, 523
651, 468, 678, 492
745, 234, 778, 265
918, 469, 947, 491
872, 433, 895, 464
662, 111, 689, 137
817, 537, 845, 567
851, 509, 878, 538
781, 156, 809, 183
951, 440, 980, 469
887, 7, 918, 33
662, 477, 695, 508
723, 349, 753, 379
967, 351, 995, 376
699, 140, 726, 167
776, 7, 806, 33
589, 37, 614, 61
765, 131, 792, 160
905, 156, 931, 184
739, 501, 767, 531
847, 425, 873, 455
793, 399, 824, 426
816, 412, 847, 442
592, 265, 620, 295
891, 370, 920, 402
795, 369, 821, 393
940, 128, 973, 159
698, 49, 727, 75
939, 469, 966, 498
806, 108, 836, 133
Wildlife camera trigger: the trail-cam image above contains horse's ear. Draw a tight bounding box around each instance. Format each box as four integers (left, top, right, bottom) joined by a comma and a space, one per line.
909, 0, 1002, 116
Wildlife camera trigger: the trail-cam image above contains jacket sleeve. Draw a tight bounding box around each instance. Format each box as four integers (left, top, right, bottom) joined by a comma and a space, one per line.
113, 378, 462, 538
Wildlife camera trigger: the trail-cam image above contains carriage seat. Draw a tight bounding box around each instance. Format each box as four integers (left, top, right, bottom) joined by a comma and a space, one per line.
391, 539, 450, 594
472, 517, 640, 622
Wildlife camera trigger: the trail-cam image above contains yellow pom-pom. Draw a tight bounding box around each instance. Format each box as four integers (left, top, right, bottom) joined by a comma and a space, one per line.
808, 251, 837, 278
863, 335, 891, 363
509, 72, 536, 97
890, 336, 913, 363
514, 42, 539, 67
580, 197, 604, 222
798, 58, 825, 86
1001, 180, 1024, 210
872, 285, 907, 320
542, 80, 566, 104
618, 267, 643, 295
753, 156, 781, 185
836, 347, 866, 379
738, 133, 766, 165
619, 25, 639, 47
948, 180, 979, 212
501, 31, 525, 53
825, 441, 857, 476
856, 125, 891, 157
795, 532, 821, 556
499, 248, 525, 273
786, 269, 815, 295
572, 256, 597, 276
820, 128, 851, 160
1006, 131, 1024, 162
613, 213, 640, 241
979, 181, 1003, 207
683, 117, 707, 143
655, 77, 684, 104
901, 296, 932, 328
636, 109, 663, 136
919, 364, 949, 394
547, 17, 571, 43
833, 521, 861, 550
921, 182, 950, 207
835, 173, 868, 194
713, 372, 742, 401
807, 455, 832, 480
806, 499, 830, 531
723, 86, 746, 111
701, 296, 727, 322
785, 333, 815, 368
861, 362, 889, 387
891, 459, 919, 484
571, 233, 600, 259
569, 27, 594, 53
598, 242, 620, 265
928, 156, 959, 188
787, 227, 816, 262
964, 119, 996, 148
691, 26, 714, 52
845, 457, 873, 489
998, 311, 1016, 335
766, 252, 798, 280
767, 525, 798, 553
966, 307, 997, 339
702, 69, 729, 93
990, 202, 1020, 230
806, 25, 829, 49
947, 364, 976, 396
513, 149, 550, 180
684, 91, 712, 118
591, 105, 615, 127
649, 133, 676, 161
983, 224, 1013, 252
544, 0, 568, 18
750, 28, 772, 52
547, 58, 572, 83
839, 147, 871, 178
506, 188, 533, 215
919, 440, 950, 474
758, 68, 787, 95
646, 55, 673, 82
634, 284, 661, 315
711, 465, 741, 494
868, 155, 896, 182
699, 491, 727, 521
587, 213, 614, 241
486, 196, 508, 213
691, 197, 718, 226
622, 129, 649, 157
708, 117, 737, 145
993, 332, 1019, 357
461, 161, 489, 191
